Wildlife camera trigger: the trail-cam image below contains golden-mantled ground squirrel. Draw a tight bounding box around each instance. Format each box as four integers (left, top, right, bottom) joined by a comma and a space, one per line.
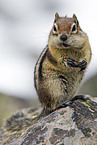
34, 13, 91, 114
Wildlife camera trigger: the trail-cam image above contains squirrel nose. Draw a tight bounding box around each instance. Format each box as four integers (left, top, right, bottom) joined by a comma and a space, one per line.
60, 34, 67, 41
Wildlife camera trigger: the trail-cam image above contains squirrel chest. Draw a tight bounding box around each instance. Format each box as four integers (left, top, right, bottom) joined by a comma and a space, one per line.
34, 13, 91, 112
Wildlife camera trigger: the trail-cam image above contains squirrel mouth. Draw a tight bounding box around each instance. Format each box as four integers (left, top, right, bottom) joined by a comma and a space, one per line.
62, 42, 70, 47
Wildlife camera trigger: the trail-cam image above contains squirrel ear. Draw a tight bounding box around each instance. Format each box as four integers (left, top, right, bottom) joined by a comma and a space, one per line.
73, 14, 79, 27
55, 12, 59, 21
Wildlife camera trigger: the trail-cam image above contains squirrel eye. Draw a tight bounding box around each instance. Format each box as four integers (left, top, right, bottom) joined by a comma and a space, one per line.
71, 23, 77, 33
53, 23, 58, 34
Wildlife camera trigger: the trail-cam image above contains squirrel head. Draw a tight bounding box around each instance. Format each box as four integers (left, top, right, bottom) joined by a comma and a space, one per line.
49, 13, 88, 50
53, 12, 81, 35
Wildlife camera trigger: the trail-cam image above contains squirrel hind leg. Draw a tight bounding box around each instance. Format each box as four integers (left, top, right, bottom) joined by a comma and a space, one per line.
51, 100, 72, 112
52, 95, 89, 112
71, 95, 88, 102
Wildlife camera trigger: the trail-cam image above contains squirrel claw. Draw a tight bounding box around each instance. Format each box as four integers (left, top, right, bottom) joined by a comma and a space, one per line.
78, 60, 87, 71
67, 58, 77, 67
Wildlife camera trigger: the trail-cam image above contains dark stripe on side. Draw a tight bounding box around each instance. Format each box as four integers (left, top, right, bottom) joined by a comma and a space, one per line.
58, 74, 68, 84
47, 50, 57, 66
58, 74, 68, 94
39, 47, 48, 80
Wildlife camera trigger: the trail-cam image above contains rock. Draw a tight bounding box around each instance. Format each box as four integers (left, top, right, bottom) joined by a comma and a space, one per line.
1, 95, 97, 145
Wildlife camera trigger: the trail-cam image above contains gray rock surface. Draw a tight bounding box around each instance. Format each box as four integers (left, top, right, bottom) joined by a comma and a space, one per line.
1, 96, 97, 145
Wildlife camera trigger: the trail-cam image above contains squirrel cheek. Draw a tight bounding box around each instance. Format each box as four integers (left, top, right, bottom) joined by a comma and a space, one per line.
49, 36, 59, 48
67, 36, 84, 49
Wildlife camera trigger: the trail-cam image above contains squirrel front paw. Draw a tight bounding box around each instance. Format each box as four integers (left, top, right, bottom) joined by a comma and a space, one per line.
78, 60, 87, 71
67, 58, 87, 71
67, 58, 78, 67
